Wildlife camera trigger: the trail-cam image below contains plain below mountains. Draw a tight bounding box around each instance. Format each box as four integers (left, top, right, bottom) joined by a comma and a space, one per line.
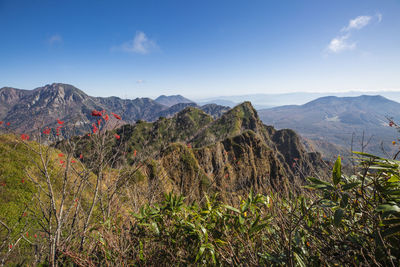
258, 95, 400, 160
0, 83, 229, 133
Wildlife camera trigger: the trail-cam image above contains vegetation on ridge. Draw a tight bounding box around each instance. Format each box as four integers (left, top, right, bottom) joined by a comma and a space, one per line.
0, 104, 399, 266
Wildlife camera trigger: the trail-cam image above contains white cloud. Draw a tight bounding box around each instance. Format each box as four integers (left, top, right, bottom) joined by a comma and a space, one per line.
326, 13, 382, 54
116, 31, 157, 54
327, 34, 356, 53
342, 15, 372, 32
48, 34, 62, 45
136, 80, 145, 84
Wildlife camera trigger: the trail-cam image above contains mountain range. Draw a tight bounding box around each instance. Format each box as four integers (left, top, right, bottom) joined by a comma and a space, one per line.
0, 83, 229, 133
196, 91, 400, 109
258, 95, 400, 159
2, 83, 399, 162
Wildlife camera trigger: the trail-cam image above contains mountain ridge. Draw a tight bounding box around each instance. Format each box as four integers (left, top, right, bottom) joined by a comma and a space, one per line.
0, 83, 229, 133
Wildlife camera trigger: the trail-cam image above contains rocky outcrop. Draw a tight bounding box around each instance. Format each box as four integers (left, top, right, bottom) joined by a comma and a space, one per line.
109, 102, 326, 199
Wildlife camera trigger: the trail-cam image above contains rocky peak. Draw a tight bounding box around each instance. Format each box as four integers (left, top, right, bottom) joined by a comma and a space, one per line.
0, 87, 32, 118
32, 83, 88, 104
191, 102, 265, 147
0, 87, 29, 106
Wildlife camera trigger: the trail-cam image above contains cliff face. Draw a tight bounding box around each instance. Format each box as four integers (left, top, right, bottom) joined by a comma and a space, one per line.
108, 102, 325, 200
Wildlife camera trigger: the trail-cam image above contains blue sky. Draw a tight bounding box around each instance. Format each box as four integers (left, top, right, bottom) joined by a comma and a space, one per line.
0, 0, 399, 99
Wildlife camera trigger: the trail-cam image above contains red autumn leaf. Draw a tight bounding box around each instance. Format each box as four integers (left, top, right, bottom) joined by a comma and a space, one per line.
57, 119, 64, 125
21, 179, 25, 183
43, 128, 51, 135
133, 150, 137, 157
114, 134, 120, 140
58, 153, 64, 157
91, 110, 102, 117
71, 160, 76, 163
34, 234, 37, 238
0, 121, 3, 125
9, 244, 12, 249
59, 160, 65, 164
6, 122, 10, 126
97, 119, 102, 126
111, 112, 121, 120
20, 134, 30, 140
103, 114, 109, 121
26, 232, 29, 237
92, 123, 98, 133
79, 154, 83, 159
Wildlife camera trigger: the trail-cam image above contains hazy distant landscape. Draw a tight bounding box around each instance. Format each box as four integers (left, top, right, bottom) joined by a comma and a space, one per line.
1, 0, 400, 266
196, 91, 400, 108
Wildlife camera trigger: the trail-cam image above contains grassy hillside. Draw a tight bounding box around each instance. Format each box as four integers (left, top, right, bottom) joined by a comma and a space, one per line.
1, 104, 399, 266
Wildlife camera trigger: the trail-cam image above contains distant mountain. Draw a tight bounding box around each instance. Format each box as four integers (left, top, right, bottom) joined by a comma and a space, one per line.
0, 83, 228, 133
196, 91, 400, 109
197, 99, 238, 108
155, 94, 194, 107
258, 95, 400, 159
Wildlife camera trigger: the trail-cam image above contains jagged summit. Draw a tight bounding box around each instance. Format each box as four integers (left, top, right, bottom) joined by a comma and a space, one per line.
190, 101, 264, 147
103, 100, 325, 198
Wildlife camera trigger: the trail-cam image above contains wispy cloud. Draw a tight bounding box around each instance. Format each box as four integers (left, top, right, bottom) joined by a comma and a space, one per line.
114, 31, 157, 54
326, 14, 382, 54
327, 34, 356, 53
48, 34, 62, 45
136, 80, 145, 84
341, 15, 372, 32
